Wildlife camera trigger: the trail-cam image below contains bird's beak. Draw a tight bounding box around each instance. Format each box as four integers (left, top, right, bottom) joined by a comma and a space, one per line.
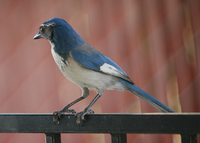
33, 32, 43, 39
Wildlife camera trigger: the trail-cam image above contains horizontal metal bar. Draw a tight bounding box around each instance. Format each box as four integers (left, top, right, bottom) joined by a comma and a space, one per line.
0, 113, 199, 134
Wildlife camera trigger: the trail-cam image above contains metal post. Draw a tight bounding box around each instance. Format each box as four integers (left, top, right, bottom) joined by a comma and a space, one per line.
111, 134, 127, 143
181, 134, 197, 143
45, 133, 61, 143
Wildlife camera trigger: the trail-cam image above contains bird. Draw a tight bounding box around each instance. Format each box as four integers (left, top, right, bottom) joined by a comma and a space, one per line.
33, 18, 174, 125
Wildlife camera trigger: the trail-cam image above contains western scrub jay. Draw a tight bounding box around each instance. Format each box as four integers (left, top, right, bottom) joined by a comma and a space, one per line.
34, 18, 174, 125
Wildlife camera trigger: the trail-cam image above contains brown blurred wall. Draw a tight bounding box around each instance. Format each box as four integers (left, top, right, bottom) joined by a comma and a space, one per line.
0, 0, 199, 143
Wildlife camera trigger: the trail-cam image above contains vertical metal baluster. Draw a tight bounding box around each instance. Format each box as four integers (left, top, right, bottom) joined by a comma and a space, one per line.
111, 134, 127, 143
45, 133, 61, 143
181, 134, 197, 143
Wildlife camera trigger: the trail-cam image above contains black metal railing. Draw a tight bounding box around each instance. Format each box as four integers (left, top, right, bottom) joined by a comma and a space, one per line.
0, 113, 199, 143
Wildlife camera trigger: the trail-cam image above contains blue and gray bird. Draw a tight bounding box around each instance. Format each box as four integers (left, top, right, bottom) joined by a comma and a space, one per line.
34, 18, 174, 124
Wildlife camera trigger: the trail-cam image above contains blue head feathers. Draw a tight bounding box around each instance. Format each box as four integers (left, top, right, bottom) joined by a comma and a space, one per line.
35, 18, 85, 53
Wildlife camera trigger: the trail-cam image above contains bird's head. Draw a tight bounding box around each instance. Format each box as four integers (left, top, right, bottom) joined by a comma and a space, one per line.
34, 18, 84, 51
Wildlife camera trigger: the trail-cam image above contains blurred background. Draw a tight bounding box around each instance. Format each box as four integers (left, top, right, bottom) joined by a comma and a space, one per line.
0, 0, 199, 143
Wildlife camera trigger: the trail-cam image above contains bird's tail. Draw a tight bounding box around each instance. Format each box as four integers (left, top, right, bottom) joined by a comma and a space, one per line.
120, 79, 175, 113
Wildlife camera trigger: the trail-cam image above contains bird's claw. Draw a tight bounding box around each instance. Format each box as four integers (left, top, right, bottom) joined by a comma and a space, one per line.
75, 109, 94, 125
66, 109, 76, 114
53, 109, 76, 124
53, 111, 63, 124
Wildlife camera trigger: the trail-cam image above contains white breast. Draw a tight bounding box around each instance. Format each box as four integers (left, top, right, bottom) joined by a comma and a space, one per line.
51, 46, 125, 94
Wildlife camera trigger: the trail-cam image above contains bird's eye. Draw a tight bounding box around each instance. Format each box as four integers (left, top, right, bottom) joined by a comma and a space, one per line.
40, 27, 44, 32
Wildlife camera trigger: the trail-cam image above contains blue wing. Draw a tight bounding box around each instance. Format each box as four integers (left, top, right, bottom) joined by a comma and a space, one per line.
70, 43, 133, 84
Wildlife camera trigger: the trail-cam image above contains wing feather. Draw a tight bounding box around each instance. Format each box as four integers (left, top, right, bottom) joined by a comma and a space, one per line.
70, 43, 134, 84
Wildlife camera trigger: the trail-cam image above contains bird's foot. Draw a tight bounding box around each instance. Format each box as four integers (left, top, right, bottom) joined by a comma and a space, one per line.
75, 109, 94, 125
53, 108, 76, 124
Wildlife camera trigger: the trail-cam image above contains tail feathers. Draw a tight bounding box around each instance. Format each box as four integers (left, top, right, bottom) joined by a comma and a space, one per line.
130, 86, 174, 113
120, 79, 174, 113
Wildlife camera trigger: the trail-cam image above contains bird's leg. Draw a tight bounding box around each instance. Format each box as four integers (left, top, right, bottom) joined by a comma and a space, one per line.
53, 87, 89, 124
75, 94, 101, 125
53, 96, 84, 124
